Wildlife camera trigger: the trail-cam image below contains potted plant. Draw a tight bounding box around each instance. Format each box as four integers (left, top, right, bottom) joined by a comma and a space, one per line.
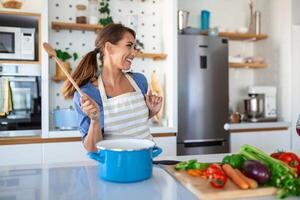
98, 0, 113, 26
53, 49, 78, 81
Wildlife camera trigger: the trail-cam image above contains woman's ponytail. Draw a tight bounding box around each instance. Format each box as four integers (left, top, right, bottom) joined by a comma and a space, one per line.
62, 49, 98, 99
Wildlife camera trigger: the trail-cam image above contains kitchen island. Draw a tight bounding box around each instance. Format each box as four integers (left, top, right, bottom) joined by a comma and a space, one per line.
0, 154, 298, 200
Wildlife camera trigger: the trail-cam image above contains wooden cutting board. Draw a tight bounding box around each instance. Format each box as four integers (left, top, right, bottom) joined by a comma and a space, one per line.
164, 165, 278, 200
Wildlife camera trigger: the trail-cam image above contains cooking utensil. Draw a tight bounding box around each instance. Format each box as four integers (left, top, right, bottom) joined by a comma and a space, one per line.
43, 42, 84, 97
153, 160, 181, 165
53, 108, 78, 130
88, 139, 162, 183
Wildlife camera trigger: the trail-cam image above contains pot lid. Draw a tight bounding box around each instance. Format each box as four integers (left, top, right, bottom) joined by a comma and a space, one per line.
96, 139, 155, 151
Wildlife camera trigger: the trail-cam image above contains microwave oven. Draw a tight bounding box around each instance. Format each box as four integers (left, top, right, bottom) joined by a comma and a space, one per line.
0, 26, 35, 60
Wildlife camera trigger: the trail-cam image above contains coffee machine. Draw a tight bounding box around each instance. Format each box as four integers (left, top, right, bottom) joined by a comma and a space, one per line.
245, 86, 277, 122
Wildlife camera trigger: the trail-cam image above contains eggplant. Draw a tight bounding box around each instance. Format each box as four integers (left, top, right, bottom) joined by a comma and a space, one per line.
242, 160, 271, 184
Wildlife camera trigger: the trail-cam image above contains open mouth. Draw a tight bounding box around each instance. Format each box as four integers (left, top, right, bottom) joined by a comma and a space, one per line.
126, 57, 133, 64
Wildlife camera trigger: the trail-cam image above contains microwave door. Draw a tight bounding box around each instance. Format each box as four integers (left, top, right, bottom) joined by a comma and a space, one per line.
0, 26, 21, 60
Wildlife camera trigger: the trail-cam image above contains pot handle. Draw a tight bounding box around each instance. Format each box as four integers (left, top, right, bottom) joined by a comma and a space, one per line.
152, 146, 162, 158
87, 151, 105, 163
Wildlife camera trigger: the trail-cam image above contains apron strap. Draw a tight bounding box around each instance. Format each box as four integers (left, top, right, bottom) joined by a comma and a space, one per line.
98, 73, 142, 102
98, 75, 108, 102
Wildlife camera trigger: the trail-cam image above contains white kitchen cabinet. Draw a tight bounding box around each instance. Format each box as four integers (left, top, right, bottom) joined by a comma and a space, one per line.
0, 144, 42, 166
153, 136, 177, 157
42, 142, 90, 164
230, 130, 291, 154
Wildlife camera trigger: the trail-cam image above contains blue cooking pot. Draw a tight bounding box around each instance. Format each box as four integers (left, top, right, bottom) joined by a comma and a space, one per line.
88, 139, 162, 183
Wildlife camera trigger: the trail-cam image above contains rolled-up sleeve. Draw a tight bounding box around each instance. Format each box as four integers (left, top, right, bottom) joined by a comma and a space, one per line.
73, 91, 90, 140
73, 84, 104, 141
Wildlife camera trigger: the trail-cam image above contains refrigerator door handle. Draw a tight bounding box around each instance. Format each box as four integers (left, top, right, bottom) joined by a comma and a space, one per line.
183, 138, 226, 148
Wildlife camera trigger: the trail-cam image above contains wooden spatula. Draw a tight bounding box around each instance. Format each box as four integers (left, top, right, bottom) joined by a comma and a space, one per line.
43, 42, 84, 97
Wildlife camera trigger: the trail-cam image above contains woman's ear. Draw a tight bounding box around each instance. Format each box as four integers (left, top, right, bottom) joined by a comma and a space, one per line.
104, 41, 113, 55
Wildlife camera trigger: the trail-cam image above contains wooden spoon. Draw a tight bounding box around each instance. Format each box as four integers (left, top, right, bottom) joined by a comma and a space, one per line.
43, 42, 84, 97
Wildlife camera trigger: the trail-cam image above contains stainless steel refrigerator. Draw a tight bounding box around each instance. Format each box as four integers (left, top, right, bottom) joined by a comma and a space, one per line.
177, 34, 229, 155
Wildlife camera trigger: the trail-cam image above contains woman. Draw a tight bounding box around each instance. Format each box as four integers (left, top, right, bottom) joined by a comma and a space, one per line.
62, 23, 163, 152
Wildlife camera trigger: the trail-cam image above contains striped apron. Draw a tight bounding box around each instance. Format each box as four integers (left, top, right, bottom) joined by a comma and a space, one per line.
98, 73, 151, 140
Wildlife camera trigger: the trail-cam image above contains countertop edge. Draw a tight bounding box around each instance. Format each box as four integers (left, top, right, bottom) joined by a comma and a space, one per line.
224, 121, 290, 131
0, 133, 176, 145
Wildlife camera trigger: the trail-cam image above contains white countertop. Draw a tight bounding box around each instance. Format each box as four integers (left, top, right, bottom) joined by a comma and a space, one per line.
0, 154, 298, 200
224, 121, 290, 131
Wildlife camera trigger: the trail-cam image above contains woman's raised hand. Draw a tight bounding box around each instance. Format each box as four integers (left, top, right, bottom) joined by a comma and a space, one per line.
80, 94, 100, 121
146, 90, 163, 117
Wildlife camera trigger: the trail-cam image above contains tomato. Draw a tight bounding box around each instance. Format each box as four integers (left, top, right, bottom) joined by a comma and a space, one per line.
270, 152, 284, 159
206, 164, 227, 189
278, 152, 300, 167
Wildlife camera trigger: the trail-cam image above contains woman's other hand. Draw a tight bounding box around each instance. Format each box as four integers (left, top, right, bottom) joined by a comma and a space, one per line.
146, 90, 163, 118
80, 95, 100, 121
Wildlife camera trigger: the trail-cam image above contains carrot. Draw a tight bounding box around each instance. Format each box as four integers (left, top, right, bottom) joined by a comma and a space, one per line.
187, 169, 206, 177
235, 169, 258, 189
222, 164, 249, 189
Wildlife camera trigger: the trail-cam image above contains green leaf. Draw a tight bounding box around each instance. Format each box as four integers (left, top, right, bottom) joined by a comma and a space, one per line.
73, 52, 78, 61
99, 17, 113, 26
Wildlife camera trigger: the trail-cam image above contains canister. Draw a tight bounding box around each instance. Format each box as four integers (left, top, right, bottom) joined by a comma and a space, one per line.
254, 11, 261, 35
88, 0, 99, 24
201, 10, 210, 31
76, 4, 87, 24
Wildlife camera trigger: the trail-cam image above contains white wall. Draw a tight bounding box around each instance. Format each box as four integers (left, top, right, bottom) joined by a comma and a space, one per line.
253, 0, 292, 122
291, 0, 300, 151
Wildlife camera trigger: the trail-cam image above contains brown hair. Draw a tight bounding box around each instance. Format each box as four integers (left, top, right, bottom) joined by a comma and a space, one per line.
62, 23, 136, 98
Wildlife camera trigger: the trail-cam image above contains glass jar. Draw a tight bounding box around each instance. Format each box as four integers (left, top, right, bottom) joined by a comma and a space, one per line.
88, 0, 99, 24
75, 4, 87, 24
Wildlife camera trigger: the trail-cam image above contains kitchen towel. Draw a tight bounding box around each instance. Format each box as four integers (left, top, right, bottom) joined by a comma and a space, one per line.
0, 78, 13, 116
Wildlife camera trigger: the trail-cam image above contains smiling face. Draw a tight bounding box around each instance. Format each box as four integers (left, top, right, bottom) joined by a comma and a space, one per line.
108, 32, 136, 70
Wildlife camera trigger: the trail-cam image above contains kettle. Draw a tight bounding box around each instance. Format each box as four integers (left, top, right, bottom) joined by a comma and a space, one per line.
178, 10, 189, 33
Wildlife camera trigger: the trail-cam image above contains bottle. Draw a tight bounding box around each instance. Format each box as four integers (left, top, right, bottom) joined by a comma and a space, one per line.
88, 0, 99, 24
254, 11, 261, 35
76, 4, 87, 24
201, 10, 210, 31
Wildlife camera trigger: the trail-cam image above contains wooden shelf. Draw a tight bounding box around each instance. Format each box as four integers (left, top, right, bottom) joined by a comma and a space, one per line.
229, 62, 267, 68
0, 60, 40, 64
52, 76, 66, 82
201, 32, 268, 41
50, 22, 167, 61
136, 52, 167, 60
51, 21, 103, 32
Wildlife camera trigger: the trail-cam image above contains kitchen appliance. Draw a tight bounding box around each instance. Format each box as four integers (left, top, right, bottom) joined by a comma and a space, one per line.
244, 94, 264, 122
88, 139, 162, 183
177, 34, 229, 155
178, 10, 189, 33
53, 108, 78, 130
0, 26, 35, 60
0, 64, 41, 133
244, 86, 277, 122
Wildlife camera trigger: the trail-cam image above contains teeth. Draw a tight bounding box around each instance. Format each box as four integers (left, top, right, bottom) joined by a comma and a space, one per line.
126, 58, 133, 63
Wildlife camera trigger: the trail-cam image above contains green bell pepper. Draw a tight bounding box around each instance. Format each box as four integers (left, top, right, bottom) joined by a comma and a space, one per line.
222, 154, 245, 169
